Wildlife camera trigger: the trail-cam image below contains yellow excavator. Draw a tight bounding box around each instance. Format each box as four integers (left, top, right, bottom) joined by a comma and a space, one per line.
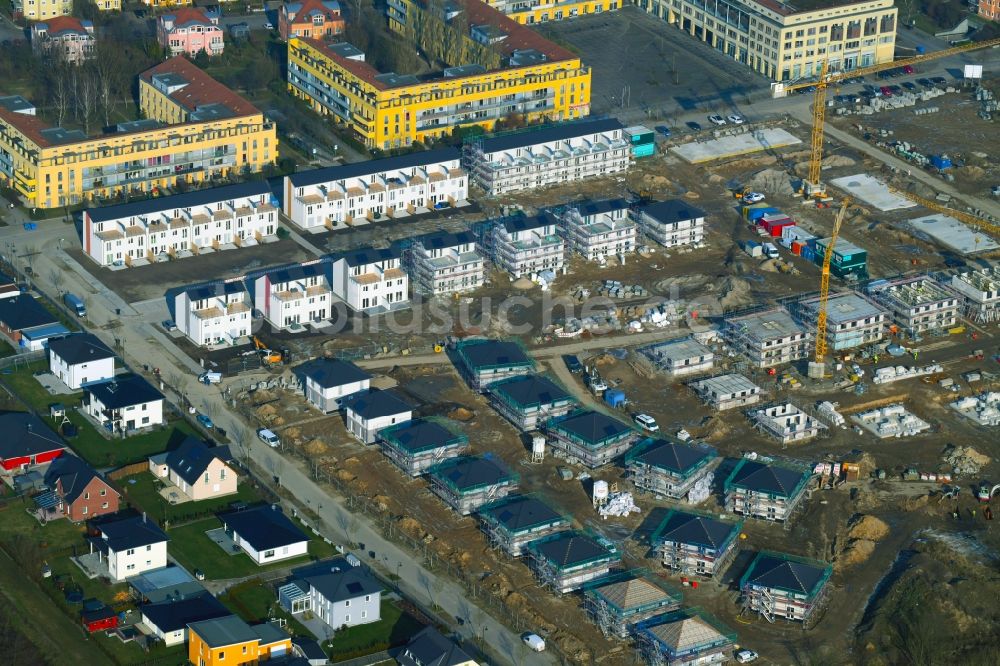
253, 336, 282, 365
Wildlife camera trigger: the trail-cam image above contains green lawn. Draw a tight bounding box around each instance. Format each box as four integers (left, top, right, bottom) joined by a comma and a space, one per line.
0, 338, 15, 358
219, 579, 315, 639
328, 599, 425, 659
119, 473, 262, 524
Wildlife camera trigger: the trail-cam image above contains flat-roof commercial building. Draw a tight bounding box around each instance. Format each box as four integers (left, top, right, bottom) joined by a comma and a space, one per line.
283, 150, 467, 231
632, 200, 706, 249
865, 275, 960, 335
640, 337, 714, 378
464, 118, 629, 196
288, 0, 591, 150
582, 571, 682, 639
485, 0, 622, 24
478, 495, 569, 556
948, 266, 1000, 324
557, 198, 637, 262
740, 551, 833, 625
723, 307, 810, 369
624, 437, 720, 501
526, 530, 620, 593
0, 57, 276, 210
689, 373, 762, 411
489, 375, 576, 431
635, 608, 736, 666
635, 0, 898, 82
794, 291, 887, 351
544, 409, 642, 468
724, 459, 812, 523
83, 182, 277, 268
378, 418, 470, 476
453, 338, 535, 390
651, 510, 742, 578
407, 230, 486, 296
427, 455, 519, 515
485, 213, 566, 279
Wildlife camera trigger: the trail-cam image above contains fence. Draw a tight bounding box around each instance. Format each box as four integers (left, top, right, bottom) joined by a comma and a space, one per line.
330, 649, 393, 666
107, 462, 149, 482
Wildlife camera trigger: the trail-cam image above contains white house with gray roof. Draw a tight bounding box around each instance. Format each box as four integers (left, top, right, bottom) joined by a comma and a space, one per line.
632, 200, 706, 249
296, 357, 371, 413
330, 247, 409, 313
342, 390, 413, 444
278, 560, 382, 632
249, 259, 333, 331
48, 332, 116, 389
171, 279, 252, 347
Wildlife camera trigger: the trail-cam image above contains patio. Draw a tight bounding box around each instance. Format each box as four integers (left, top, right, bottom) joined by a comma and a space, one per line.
206, 527, 244, 557
72, 551, 111, 580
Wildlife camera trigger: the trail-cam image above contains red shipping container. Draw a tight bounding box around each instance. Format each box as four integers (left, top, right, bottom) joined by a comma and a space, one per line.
761, 215, 794, 237
791, 241, 804, 256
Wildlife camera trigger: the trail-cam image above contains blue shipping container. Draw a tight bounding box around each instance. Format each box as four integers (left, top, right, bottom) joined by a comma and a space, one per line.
745, 206, 781, 221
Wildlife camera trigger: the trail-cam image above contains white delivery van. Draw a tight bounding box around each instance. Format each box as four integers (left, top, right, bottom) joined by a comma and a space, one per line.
762, 242, 780, 259
522, 633, 546, 652
257, 428, 280, 447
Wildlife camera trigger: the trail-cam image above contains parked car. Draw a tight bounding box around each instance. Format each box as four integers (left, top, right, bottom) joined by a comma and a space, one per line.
902, 64, 915, 74
727, 114, 745, 125
562, 354, 584, 374
743, 192, 765, 204
708, 114, 726, 126
654, 125, 672, 137
162, 319, 177, 332
199, 371, 222, 385
902, 82, 917, 91
880, 86, 893, 97
633, 413, 659, 432
196, 413, 214, 429
736, 650, 759, 663
687, 121, 703, 131
257, 428, 280, 447
522, 633, 546, 652
931, 76, 946, 84
763, 242, 780, 259
916, 77, 933, 87
263, 21, 273, 29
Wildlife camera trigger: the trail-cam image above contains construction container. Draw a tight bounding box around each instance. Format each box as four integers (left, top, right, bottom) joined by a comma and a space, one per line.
744, 205, 780, 221
741, 240, 763, 258
791, 240, 805, 256
930, 155, 952, 170
760, 214, 795, 237
604, 389, 627, 408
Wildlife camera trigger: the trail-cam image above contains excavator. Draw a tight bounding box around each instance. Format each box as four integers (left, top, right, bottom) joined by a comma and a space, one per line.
253, 336, 282, 366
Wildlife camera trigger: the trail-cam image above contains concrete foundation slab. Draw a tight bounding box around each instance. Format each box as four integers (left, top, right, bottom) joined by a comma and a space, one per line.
907, 214, 1000, 255
829, 174, 917, 211
671, 129, 802, 164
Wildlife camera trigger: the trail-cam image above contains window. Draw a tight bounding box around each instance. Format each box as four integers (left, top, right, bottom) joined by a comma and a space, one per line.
99, 488, 107, 496
345, 600, 351, 607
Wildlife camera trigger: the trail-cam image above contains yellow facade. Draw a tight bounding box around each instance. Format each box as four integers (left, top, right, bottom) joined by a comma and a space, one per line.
187, 629, 291, 666
0, 62, 276, 210
141, 0, 192, 6
635, 0, 897, 81
14, 0, 72, 21
94, 0, 122, 10
485, 0, 621, 24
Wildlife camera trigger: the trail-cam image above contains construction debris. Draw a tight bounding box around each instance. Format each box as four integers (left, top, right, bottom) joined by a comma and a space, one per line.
942, 445, 991, 477
598, 491, 641, 518
872, 364, 944, 385
816, 401, 846, 427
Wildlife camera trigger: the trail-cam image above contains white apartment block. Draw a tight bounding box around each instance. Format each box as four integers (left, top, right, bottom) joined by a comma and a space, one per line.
632, 200, 706, 249
250, 260, 333, 331
463, 118, 630, 196
640, 337, 714, 377
407, 230, 486, 296
689, 374, 762, 411
486, 213, 565, 279
557, 198, 636, 262
750, 402, 826, 444
795, 291, 887, 351
82, 181, 277, 267
172, 279, 252, 347
723, 308, 810, 369
331, 247, 409, 313
283, 148, 467, 230
949, 266, 1000, 323
865, 275, 960, 335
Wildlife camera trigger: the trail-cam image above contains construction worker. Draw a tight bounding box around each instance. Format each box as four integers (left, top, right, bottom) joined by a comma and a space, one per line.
912, 350, 918, 361
873, 354, 879, 365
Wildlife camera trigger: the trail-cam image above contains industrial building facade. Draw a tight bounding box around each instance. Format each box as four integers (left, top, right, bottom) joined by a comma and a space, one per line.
633, 0, 897, 82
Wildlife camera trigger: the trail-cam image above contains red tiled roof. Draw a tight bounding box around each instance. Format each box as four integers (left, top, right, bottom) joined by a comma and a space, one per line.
287, 0, 342, 23
38, 15, 91, 36
0, 104, 58, 148
162, 7, 217, 26
141, 56, 260, 116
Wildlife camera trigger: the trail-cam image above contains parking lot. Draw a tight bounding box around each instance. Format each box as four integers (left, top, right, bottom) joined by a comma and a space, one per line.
538, 7, 770, 122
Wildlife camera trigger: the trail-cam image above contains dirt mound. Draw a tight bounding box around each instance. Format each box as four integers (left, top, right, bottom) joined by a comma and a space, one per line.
255, 404, 277, 420
373, 495, 391, 512
449, 407, 475, 421
642, 174, 671, 188
758, 259, 780, 273
683, 191, 701, 199
512, 277, 535, 290
745, 168, 794, 196
303, 439, 328, 457
848, 515, 890, 541
283, 426, 302, 441
838, 538, 876, 569
398, 517, 424, 538
336, 469, 356, 483
718, 277, 752, 309
956, 165, 986, 181
593, 353, 617, 366
823, 155, 855, 168
251, 389, 275, 405
943, 445, 990, 476
343, 456, 361, 467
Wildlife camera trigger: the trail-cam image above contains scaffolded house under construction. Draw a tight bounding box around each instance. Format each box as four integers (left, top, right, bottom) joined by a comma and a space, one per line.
525, 531, 620, 594
724, 458, 813, 523
544, 409, 642, 468
582, 570, 682, 638
635, 608, 737, 666
488, 375, 576, 431
740, 551, 833, 625
478, 495, 569, 557
427, 455, 518, 516
452, 338, 534, 391
624, 437, 720, 501
650, 510, 742, 578
378, 417, 469, 477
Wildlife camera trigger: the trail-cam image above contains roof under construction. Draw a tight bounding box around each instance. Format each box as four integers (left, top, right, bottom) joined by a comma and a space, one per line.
724, 459, 811, 498
428, 455, 516, 494
478, 495, 566, 533
651, 510, 741, 551
637, 608, 735, 657
740, 551, 832, 598
546, 410, 634, 447
624, 437, 717, 477
527, 531, 618, 570
583, 571, 681, 615
491, 375, 573, 409
455, 338, 533, 371
379, 418, 467, 454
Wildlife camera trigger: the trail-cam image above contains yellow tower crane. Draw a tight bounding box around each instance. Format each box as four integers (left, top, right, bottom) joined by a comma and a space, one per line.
775, 37, 1000, 199
808, 197, 851, 379
890, 188, 1000, 242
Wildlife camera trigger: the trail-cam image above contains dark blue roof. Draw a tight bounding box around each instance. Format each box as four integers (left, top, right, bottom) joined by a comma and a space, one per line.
379, 418, 466, 453
85, 181, 272, 223
296, 357, 371, 389
48, 333, 115, 365
0, 411, 65, 461
628, 438, 716, 475
288, 148, 461, 188
744, 553, 831, 596
335, 246, 401, 267
728, 460, 809, 497
85, 374, 163, 409
570, 198, 630, 217
528, 531, 616, 567
44, 454, 113, 505
398, 626, 475, 666
639, 200, 706, 224
429, 455, 514, 492
141, 593, 229, 633
221, 505, 308, 551
258, 261, 330, 286
479, 495, 564, 532
165, 437, 229, 486
301, 568, 381, 603
0, 294, 58, 331
93, 515, 168, 551
502, 212, 558, 233
181, 280, 247, 302
412, 230, 476, 250
547, 410, 632, 445
456, 339, 532, 370
491, 375, 572, 409
654, 511, 739, 550
342, 389, 412, 419
478, 118, 623, 154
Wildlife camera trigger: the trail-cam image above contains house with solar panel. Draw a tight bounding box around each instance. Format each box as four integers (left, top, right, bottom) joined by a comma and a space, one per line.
478, 495, 569, 556
489, 375, 576, 431
650, 510, 742, 578
278, 559, 382, 633
427, 455, 519, 515
452, 338, 534, 391
739, 551, 833, 625
635, 608, 736, 666
724, 459, 813, 523
623, 437, 720, 501
378, 418, 469, 476
525, 530, 620, 593
582, 570, 682, 638
544, 409, 642, 468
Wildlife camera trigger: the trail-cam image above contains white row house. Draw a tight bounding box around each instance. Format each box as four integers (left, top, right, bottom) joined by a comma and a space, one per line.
486, 214, 565, 279
331, 247, 410, 313
407, 230, 486, 296
250, 260, 333, 331
283, 148, 468, 230
171, 279, 252, 347
463, 118, 631, 196
82, 181, 278, 267
557, 198, 636, 262
632, 200, 706, 249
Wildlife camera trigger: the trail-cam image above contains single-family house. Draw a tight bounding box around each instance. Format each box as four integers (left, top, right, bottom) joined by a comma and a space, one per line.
724, 459, 813, 523
488, 375, 576, 431
453, 338, 534, 391
296, 357, 371, 413
43, 454, 120, 522
86, 514, 169, 581
632, 200, 706, 249
407, 230, 486, 296
279, 0, 345, 41
0, 411, 66, 473
635, 608, 736, 666
0, 293, 70, 351
278, 561, 381, 632
739, 551, 833, 624
342, 390, 413, 444
221, 505, 309, 565
82, 374, 165, 435
428, 455, 519, 515
485, 213, 566, 279
130, 566, 204, 604
250, 260, 333, 332
48, 332, 116, 390
378, 418, 469, 476
155, 437, 238, 501
557, 198, 637, 262
397, 626, 479, 666
650, 509, 742, 578
188, 615, 292, 666
623, 437, 720, 501
582, 571, 683, 638
525, 530, 621, 593
170, 280, 252, 347
157, 7, 224, 58
330, 247, 410, 314
140, 593, 230, 647
478, 495, 569, 557
544, 409, 642, 468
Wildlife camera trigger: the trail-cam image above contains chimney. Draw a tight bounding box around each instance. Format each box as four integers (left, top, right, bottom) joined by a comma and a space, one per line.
142, 511, 147, 524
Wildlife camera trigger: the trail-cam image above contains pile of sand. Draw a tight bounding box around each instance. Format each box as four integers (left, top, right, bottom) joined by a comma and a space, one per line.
745, 168, 794, 196
823, 155, 855, 168
838, 538, 876, 569
512, 277, 535, 290
449, 407, 475, 421
336, 469, 356, 483
758, 259, 780, 273
718, 277, 752, 310
398, 517, 426, 539
593, 353, 617, 366
303, 439, 328, 457
251, 389, 275, 405
372, 495, 391, 512
283, 426, 302, 441
943, 445, 990, 476
683, 191, 701, 199
848, 515, 890, 541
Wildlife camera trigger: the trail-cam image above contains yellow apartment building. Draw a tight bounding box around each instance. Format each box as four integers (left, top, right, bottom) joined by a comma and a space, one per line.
484, 0, 622, 24
13, 0, 72, 21
0, 57, 277, 210
634, 0, 897, 81
287, 0, 592, 150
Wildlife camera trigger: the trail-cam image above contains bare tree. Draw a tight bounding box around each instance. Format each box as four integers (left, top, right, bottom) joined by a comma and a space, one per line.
50, 63, 72, 126
79, 67, 99, 134
93, 44, 121, 127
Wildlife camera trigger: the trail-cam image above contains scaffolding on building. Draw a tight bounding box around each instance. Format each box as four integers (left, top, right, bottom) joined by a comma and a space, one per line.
427, 454, 519, 515
378, 416, 470, 476
524, 530, 620, 593
634, 607, 737, 666
623, 437, 719, 500
478, 494, 569, 557
739, 551, 833, 627
649, 509, 742, 578
723, 458, 814, 529
581, 569, 683, 638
